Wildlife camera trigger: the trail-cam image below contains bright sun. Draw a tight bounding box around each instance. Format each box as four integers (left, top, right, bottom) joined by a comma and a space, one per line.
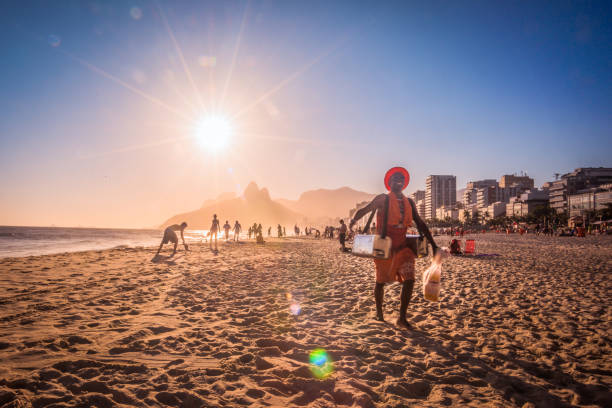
194, 115, 232, 152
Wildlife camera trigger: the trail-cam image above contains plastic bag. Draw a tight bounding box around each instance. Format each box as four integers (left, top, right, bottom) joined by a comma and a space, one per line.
423, 247, 448, 302
423, 262, 441, 302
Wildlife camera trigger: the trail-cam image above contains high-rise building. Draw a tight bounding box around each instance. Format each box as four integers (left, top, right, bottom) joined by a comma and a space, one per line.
463, 180, 498, 207
500, 175, 534, 189
425, 175, 456, 219
466, 179, 498, 189
410, 190, 425, 203
463, 189, 477, 206
476, 186, 503, 210
415, 199, 426, 218
549, 168, 612, 214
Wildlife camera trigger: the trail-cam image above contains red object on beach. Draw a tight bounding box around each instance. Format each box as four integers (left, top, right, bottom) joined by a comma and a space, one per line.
464, 239, 475, 254
384, 167, 410, 191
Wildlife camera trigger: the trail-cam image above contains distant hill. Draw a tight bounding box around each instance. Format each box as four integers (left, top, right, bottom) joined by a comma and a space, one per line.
161, 184, 376, 229
200, 192, 237, 209
160, 182, 304, 229
277, 186, 376, 224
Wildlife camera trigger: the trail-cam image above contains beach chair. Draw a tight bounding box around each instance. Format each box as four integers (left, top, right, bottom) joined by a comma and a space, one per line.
464, 239, 475, 254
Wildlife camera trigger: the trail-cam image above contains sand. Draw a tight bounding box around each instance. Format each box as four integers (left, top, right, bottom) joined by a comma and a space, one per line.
0, 234, 610, 407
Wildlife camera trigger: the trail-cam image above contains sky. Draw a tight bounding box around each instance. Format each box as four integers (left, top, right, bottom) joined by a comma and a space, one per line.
0, 0, 611, 228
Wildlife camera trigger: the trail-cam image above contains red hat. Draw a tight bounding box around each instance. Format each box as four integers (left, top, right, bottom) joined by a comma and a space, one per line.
384, 167, 410, 191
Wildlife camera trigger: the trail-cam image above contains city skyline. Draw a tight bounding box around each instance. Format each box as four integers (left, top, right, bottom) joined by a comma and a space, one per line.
1, 1, 611, 228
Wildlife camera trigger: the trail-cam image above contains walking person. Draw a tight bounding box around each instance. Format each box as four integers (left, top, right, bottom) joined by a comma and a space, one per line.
223, 220, 231, 241
233, 220, 242, 241
338, 219, 348, 252
209, 214, 220, 250
350, 167, 438, 328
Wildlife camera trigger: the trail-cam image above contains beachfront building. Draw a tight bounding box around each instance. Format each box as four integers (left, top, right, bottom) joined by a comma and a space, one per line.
463, 179, 497, 207
415, 199, 426, 218
485, 202, 507, 219
436, 206, 459, 220
506, 189, 550, 217
410, 190, 425, 203
477, 186, 504, 211
568, 184, 612, 221
459, 204, 478, 223
549, 167, 612, 214
425, 175, 456, 220
466, 179, 498, 190
499, 174, 534, 189
463, 189, 477, 207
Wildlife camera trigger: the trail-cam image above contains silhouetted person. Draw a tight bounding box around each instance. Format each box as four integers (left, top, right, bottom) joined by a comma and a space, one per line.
156, 222, 188, 256
277, 224, 282, 238
268, 226, 272, 237
248, 226, 253, 239
350, 167, 437, 328
233, 221, 241, 241
223, 220, 231, 241
210, 214, 220, 250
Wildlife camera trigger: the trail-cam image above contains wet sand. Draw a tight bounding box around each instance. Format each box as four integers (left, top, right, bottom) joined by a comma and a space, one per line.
0, 234, 610, 407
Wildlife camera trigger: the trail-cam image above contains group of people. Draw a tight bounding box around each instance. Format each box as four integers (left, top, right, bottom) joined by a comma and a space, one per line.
157, 166, 439, 329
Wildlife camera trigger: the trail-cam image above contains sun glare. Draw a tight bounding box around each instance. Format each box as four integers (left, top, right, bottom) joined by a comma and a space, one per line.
194, 115, 232, 152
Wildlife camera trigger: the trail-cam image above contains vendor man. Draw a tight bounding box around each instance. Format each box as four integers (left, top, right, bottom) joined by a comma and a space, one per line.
349, 167, 438, 328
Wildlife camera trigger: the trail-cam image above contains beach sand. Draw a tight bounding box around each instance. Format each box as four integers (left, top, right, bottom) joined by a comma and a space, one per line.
0, 234, 610, 407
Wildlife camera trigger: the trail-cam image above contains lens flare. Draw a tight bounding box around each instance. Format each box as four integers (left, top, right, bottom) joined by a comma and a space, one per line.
309, 348, 334, 379
198, 55, 217, 68
48, 35, 61, 47
130, 7, 143, 20
289, 302, 301, 315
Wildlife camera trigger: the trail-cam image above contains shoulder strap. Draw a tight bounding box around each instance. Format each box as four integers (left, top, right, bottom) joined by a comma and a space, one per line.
363, 209, 376, 234
381, 195, 389, 239
363, 194, 390, 236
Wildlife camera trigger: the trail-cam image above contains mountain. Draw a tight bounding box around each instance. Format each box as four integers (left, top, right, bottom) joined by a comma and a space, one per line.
277, 186, 376, 223
200, 192, 237, 209
160, 182, 304, 229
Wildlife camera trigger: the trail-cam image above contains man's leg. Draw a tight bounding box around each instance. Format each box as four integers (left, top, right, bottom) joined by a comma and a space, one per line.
156, 241, 164, 256
375, 283, 385, 321
171, 242, 177, 256
397, 279, 415, 328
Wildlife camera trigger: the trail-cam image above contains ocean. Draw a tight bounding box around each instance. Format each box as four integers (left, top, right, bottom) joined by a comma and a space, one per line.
0, 226, 216, 258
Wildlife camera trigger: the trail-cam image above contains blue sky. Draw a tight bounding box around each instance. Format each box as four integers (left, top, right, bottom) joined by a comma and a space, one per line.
0, 1, 610, 227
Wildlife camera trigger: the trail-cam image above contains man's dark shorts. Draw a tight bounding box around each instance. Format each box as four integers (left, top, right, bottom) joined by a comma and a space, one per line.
339, 233, 346, 246
162, 228, 178, 244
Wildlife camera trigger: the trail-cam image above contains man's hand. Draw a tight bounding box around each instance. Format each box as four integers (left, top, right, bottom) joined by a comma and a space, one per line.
184, 243, 189, 251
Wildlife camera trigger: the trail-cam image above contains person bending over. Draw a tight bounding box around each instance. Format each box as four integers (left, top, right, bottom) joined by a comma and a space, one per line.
156, 222, 188, 256
350, 167, 438, 328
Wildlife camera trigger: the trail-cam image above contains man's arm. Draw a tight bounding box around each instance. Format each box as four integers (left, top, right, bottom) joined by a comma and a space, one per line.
408, 198, 438, 254
180, 230, 188, 250
349, 194, 386, 230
